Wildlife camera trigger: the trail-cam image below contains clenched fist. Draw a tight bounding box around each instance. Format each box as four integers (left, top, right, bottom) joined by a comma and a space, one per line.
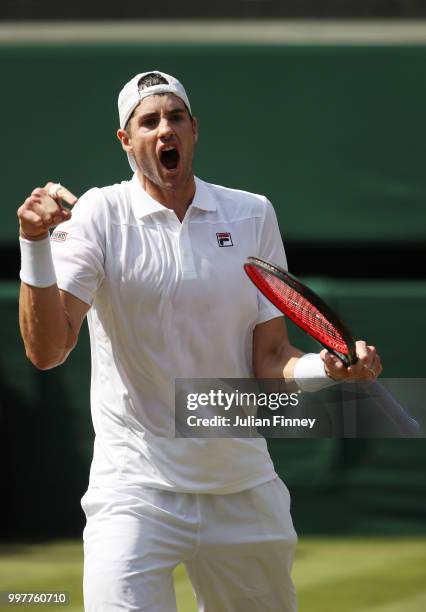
18, 182, 78, 241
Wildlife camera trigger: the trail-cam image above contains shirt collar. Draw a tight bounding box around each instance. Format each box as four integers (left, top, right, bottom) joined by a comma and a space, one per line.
130, 173, 168, 219
191, 177, 217, 212
130, 174, 217, 219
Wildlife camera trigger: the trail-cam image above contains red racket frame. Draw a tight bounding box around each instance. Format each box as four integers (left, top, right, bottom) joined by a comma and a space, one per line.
244, 256, 357, 364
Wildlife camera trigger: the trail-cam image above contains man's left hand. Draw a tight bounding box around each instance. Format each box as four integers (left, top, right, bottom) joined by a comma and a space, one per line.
321, 341, 382, 382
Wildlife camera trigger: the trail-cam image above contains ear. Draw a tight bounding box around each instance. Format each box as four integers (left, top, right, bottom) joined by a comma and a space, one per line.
117, 128, 132, 153
192, 116, 198, 144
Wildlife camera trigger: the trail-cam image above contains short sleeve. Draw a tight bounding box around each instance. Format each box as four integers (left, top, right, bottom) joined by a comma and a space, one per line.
50, 188, 107, 306
256, 198, 287, 324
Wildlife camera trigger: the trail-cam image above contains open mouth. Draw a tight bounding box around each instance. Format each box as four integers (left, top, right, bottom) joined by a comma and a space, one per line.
160, 146, 180, 170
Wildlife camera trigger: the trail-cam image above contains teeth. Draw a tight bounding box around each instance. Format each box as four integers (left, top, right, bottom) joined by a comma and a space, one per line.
162, 146, 176, 151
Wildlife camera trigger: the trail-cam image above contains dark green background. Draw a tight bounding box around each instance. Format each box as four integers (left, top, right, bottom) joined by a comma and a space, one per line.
2, 43, 425, 538
2, 44, 426, 244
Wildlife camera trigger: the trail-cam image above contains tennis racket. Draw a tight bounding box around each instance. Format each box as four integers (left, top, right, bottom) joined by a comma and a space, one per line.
244, 256, 419, 437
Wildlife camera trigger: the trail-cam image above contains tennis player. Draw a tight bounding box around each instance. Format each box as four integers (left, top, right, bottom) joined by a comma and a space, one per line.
17, 71, 381, 611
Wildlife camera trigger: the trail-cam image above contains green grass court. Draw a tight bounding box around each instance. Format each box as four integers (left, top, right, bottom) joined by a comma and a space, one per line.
1, 538, 426, 611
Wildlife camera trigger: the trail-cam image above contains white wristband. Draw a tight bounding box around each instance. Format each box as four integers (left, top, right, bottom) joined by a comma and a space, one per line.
19, 235, 57, 288
293, 353, 338, 392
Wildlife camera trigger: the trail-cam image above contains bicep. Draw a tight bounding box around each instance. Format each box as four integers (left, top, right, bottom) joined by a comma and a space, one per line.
59, 289, 90, 349
253, 316, 303, 379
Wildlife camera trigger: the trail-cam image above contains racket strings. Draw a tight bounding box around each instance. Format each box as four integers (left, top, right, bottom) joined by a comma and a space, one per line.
249, 266, 349, 354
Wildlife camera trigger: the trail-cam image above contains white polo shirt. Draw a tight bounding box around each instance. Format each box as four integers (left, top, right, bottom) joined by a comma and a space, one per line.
51, 174, 287, 493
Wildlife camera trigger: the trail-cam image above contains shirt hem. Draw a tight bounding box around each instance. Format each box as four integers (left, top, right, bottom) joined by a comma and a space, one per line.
56, 278, 93, 306
87, 470, 278, 496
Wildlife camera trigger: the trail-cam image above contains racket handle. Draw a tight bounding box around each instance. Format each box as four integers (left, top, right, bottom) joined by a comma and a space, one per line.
366, 381, 420, 437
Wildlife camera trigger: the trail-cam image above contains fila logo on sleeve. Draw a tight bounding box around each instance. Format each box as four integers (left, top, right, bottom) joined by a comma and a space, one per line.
51, 230, 68, 242
216, 232, 233, 247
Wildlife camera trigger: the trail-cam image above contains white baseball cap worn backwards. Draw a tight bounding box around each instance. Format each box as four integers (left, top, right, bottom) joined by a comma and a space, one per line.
118, 70, 192, 172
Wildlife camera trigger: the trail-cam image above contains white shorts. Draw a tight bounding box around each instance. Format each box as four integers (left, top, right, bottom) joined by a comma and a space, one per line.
81, 478, 298, 612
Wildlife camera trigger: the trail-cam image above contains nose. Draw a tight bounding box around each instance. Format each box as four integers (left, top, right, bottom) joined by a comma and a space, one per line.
158, 117, 174, 139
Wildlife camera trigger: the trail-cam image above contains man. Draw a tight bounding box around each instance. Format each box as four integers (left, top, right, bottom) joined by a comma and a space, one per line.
18, 71, 381, 611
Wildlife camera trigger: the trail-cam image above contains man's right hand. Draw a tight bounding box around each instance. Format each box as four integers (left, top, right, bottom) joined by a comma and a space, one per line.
17, 182, 78, 240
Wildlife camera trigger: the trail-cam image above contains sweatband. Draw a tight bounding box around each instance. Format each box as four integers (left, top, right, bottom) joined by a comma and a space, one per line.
19, 235, 57, 288
293, 353, 338, 392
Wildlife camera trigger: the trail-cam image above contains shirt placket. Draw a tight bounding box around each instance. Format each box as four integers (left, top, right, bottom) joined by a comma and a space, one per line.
178, 212, 197, 280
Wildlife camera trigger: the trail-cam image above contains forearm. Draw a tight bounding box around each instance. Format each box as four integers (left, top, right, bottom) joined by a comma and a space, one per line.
255, 343, 342, 395
19, 282, 75, 369
254, 342, 304, 380
253, 319, 338, 392
17, 183, 86, 369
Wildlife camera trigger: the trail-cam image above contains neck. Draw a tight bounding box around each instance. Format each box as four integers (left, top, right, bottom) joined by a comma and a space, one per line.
137, 172, 196, 222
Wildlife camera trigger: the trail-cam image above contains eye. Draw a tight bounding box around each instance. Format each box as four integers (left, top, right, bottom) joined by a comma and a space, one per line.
141, 117, 158, 128
171, 113, 185, 123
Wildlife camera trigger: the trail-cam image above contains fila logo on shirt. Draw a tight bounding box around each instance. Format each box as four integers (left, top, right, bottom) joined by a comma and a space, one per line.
216, 232, 233, 247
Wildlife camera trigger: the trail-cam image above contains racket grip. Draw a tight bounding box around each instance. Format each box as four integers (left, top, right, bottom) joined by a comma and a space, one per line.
366, 381, 420, 437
